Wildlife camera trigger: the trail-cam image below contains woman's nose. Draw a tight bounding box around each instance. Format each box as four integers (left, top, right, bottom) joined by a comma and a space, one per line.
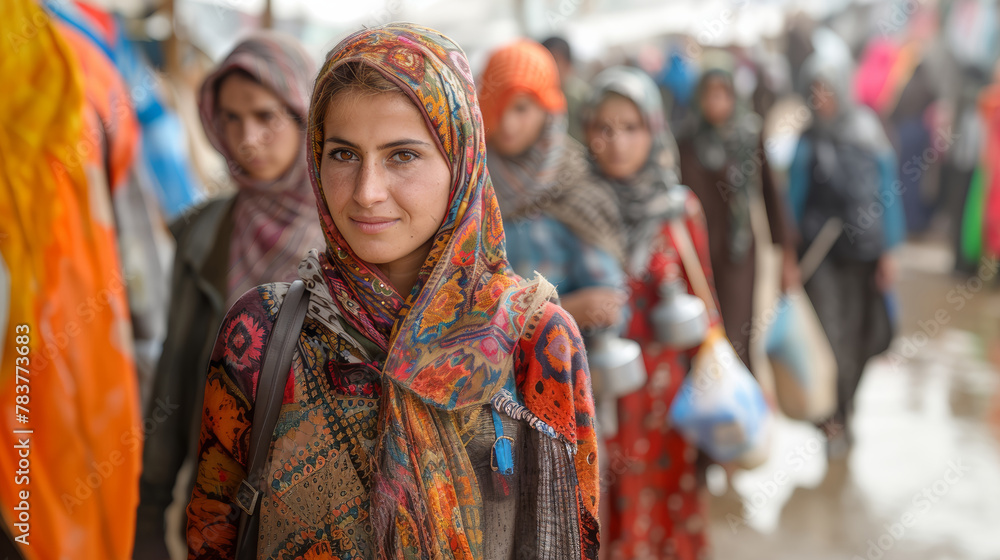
353, 161, 390, 208
236, 119, 271, 156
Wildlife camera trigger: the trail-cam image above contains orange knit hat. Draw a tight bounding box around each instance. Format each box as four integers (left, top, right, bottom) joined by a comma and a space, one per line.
478, 39, 567, 137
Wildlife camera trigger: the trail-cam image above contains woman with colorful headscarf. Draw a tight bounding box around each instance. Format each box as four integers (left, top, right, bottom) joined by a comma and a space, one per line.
677, 60, 797, 370
186, 23, 599, 559
583, 66, 719, 559
135, 32, 323, 557
787, 50, 903, 456
477, 39, 626, 334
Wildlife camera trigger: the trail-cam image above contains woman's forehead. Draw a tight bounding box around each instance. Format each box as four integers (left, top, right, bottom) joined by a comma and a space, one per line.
217, 75, 285, 110
322, 90, 429, 137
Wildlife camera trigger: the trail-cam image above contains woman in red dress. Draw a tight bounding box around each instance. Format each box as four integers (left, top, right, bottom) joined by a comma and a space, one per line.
584, 66, 719, 560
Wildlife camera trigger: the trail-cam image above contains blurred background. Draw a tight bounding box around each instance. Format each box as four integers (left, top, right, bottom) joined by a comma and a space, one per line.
2, 0, 1000, 559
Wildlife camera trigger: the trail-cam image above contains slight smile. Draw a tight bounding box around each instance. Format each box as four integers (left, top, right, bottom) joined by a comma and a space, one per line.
350, 216, 398, 234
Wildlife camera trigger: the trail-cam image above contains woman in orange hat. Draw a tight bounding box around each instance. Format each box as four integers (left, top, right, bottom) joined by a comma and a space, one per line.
478, 39, 627, 334
584, 65, 718, 560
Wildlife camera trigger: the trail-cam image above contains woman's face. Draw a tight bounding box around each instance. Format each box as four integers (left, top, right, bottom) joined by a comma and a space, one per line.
586, 94, 652, 181
700, 76, 735, 126
217, 72, 301, 181
321, 91, 451, 278
489, 93, 548, 157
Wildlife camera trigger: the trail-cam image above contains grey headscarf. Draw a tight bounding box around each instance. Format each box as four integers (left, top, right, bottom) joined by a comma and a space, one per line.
584, 66, 687, 276
797, 42, 896, 261
798, 35, 893, 154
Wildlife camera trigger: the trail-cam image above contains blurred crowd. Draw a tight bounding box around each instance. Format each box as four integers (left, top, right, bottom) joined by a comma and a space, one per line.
1, 0, 999, 559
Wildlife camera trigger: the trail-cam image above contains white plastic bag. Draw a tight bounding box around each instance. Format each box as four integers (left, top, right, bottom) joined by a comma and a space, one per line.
669, 326, 773, 465
765, 287, 837, 422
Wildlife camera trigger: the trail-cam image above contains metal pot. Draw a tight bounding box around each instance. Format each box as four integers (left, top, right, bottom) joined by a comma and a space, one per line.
586, 328, 647, 438
587, 329, 647, 399
652, 279, 709, 350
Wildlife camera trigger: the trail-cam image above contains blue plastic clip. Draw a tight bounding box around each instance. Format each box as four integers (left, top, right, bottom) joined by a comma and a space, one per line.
490, 408, 514, 476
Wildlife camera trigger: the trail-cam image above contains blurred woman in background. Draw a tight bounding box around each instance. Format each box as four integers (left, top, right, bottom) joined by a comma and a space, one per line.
786, 51, 904, 456
478, 39, 626, 335
135, 32, 323, 558
678, 59, 797, 370
585, 66, 719, 560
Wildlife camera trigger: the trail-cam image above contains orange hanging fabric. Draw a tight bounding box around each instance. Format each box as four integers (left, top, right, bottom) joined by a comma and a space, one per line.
0, 2, 141, 559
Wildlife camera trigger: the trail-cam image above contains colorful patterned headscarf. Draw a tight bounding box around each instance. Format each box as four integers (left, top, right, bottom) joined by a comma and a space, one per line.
308, 23, 595, 557
199, 31, 324, 307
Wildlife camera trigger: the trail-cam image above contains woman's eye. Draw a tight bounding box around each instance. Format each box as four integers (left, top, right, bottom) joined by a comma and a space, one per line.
328, 149, 356, 162
391, 151, 418, 163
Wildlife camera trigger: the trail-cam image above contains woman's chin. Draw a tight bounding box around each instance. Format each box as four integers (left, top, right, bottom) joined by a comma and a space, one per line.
346, 243, 404, 267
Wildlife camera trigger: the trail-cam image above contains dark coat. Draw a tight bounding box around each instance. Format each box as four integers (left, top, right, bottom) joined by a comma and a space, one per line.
678, 137, 791, 370
134, 195, 234, 558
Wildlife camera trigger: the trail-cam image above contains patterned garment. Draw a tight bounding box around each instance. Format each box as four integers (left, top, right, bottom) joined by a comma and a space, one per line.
491, 135, 626, 265
604, 193, 718, 560
487, 113, 567, 219
187, 22, 599, 560
197, 32, 324, 308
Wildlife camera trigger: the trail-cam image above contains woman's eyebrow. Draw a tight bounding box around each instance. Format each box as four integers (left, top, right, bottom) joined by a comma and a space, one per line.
377, 139, 431, 150
324, 137, 431, 150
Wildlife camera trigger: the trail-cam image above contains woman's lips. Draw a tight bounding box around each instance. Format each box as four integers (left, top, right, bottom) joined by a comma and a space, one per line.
350, 217, 398, 234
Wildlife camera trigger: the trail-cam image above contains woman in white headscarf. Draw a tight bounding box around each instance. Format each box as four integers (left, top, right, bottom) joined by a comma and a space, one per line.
786, 48, 905, 456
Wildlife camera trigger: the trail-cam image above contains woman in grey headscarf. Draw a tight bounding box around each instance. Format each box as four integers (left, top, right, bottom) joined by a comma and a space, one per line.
786, 47, 906, 456
583, 65, 720, 560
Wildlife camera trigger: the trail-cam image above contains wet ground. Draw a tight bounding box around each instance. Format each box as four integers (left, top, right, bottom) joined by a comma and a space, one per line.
708, 240, 1000, 560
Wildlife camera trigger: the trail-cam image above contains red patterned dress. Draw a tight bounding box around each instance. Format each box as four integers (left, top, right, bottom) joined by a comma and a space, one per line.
604, 192, 718, 560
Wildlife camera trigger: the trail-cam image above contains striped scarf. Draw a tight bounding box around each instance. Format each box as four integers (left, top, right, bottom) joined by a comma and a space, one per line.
198, 32, 324, 308
488, 117, 625, 263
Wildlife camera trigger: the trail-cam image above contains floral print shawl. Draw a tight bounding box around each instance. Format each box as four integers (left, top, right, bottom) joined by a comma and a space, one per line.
186, 23, 599, 560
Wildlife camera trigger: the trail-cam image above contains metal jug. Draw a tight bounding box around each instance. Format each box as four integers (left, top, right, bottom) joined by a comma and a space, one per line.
652, 279, 709, 350
586, 329, 647, 437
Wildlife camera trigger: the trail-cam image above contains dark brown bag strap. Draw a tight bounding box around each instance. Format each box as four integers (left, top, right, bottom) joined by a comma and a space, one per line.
233, 280, 310, 559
